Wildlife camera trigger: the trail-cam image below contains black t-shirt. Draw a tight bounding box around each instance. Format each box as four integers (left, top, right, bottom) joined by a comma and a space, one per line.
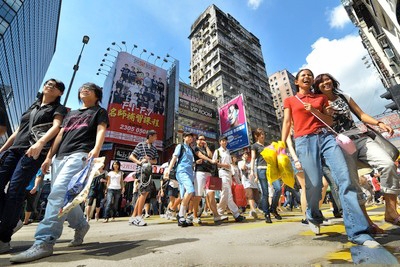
11, 100, 67, 150
251, 142, 266, 167
57, 105, 109, 157
0, 107, 6, 127
194, 146, 213, 172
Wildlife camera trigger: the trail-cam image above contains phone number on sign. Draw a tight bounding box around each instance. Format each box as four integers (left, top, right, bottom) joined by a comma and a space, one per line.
119, 124, 147, 134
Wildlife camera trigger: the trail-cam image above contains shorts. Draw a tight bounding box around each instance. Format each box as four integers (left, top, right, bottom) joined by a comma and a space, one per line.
87, 195, 103, 208
176, 171, 194, 199
194, 171, 210, 196
137, 173, 152, 194
24, 190, 37, 212
245, 188, 260, 202
167, 185, 179, 198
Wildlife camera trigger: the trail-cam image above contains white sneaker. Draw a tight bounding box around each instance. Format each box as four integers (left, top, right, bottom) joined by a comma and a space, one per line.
165, 210, 173, 220
68, 223, 90, 247
214, 215, 229, 223
363, 240, 381, 248
0, 241, 10, 254
128, 217, 135, 225
193, 217, 202, 224
249, 210, 258, 219
10, 243, 53, 263
133, 216, 147, 226
12, 219, 23, 235
308, 221, 321, 235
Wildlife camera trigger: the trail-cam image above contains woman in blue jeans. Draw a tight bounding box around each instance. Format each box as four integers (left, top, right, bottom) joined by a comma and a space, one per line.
103, 161, 125, 223
250, 128, 282, 223
0, 79, 67, 254
281, 69, 379, 248
11, 82, 109, 263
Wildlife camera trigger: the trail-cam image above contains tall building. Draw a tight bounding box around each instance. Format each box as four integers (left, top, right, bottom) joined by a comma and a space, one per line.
0, 0, 62, 137
189, 5, 279, 143
341, 0, 400, 109
269, 69, 297, 121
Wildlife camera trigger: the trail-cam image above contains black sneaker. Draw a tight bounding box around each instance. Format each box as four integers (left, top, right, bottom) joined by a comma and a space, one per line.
235, 215, 246, 222
271, 211, 282, 220
265, 214, 272, 223
177, 215, 188, 227
301, 218, 309, 225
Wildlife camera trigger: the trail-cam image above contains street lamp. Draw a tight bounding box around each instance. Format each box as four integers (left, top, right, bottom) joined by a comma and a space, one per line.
107, 47, 119, 53
131, 44, 138, 54
96, 72, 107, 76
102, 58, 114, 64
111, 42, 122, 51
104, 53, 116, 59
161, 58, 169, 67
154, 56, 161, 65
121, 41, 127, 52
100, 63, 112, 68
147, 52, 154, 61
63, 35, 90, 106
140, 49, 147, 59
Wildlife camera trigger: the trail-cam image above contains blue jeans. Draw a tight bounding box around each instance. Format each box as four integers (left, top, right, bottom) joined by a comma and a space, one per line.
257, 169, 281, 214
0, 149, 44, 242
34, 152, 88, 245
104, 189, 121, 219
295, 131, 373, 245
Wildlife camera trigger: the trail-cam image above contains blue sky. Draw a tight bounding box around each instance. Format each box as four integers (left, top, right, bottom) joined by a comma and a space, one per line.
42, 0, 389, 116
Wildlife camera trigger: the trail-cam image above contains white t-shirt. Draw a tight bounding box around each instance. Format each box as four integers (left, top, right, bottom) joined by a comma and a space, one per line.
108, 171, 123, 190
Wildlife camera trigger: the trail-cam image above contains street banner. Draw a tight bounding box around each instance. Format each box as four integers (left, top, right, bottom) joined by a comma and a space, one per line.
218, 94, 250, 151
105, 52, 166, 150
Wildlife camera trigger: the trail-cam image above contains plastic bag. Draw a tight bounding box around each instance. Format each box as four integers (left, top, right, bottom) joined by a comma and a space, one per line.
260, 142, 280, 183
276, 143, 295, 189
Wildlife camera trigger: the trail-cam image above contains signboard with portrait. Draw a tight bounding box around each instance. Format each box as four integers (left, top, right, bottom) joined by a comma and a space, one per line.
105, 52, 166, 150
218, 94, 250, 151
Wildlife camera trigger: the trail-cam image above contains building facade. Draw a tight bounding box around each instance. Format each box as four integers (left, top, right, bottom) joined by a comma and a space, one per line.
342, 0, 400, 89
0, 0, 62, 139
189, 5, 279, 143
269, 69, 297, 121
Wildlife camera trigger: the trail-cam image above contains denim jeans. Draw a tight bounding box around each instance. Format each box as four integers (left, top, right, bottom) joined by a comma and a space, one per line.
104, 189, 121, 219
257, 169, 281, 214
0, 149, 44, 242
295, 130, 373, 245
34, 152, 88, 245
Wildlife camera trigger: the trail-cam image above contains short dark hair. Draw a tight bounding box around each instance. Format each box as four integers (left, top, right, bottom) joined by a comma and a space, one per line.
147, 130, 157, 139
78, 83, 103, 104
219, 135, 228, 142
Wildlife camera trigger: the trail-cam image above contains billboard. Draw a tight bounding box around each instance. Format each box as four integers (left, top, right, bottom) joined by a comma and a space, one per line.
218, 94, 250, 151
105, 52, 166, 150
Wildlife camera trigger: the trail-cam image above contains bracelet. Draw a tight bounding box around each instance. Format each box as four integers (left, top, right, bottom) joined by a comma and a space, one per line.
376, 121, 384, 126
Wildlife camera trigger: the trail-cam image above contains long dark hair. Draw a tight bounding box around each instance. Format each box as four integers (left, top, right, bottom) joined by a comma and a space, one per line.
37, 78, 65, 104
313, 73, 342, 95
111, 160, 121, 171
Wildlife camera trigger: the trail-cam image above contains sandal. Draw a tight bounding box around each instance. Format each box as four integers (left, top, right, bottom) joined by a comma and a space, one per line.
370, 223, 385, 235
384, 215, 400, 226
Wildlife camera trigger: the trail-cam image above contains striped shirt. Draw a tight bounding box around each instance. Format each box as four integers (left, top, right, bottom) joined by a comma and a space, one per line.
132, 141, 159, 172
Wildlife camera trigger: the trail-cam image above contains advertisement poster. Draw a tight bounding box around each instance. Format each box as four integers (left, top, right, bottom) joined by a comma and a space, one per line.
218, 94, 250, 151
105, 52, 166, 150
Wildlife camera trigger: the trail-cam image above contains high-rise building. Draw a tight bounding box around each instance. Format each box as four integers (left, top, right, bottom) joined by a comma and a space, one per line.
341, 0, 400, 91
0, 0, 62, 137
189, 5, 279, 143
269, 70, 297, 121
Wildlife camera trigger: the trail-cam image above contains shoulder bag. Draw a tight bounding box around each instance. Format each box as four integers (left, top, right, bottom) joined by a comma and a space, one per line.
205, 149, 222, 190
29, 107, 53, 155
295, 95, 357, 155
338, 94, 399, 161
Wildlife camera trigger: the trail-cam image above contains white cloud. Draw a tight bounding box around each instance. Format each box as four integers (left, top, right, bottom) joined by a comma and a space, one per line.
329, 5, 351, 29
247, 0, 263, 10
302, 34, 390, 116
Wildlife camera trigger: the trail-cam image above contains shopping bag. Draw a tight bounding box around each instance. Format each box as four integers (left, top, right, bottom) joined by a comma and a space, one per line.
261, 142, 280, 183
232, 183, 247, 207
205, 175, 222, 191
58, 157, 105, 217
276, 144, 295, 189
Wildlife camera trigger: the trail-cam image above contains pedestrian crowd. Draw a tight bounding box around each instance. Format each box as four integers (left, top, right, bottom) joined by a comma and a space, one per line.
0, 68, 398, 263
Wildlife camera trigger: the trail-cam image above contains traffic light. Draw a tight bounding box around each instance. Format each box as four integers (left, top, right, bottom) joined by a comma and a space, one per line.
380, 84, 400, 111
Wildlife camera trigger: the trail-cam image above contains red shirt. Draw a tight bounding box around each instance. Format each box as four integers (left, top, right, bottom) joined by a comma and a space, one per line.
283, 93, 329, 138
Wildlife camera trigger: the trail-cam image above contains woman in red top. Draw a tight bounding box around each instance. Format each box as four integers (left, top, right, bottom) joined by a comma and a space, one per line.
281, 69, 378, 247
